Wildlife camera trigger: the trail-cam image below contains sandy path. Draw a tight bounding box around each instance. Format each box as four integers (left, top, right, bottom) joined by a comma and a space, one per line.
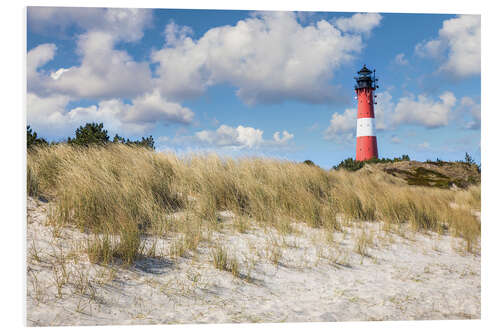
26, 197, 480, 326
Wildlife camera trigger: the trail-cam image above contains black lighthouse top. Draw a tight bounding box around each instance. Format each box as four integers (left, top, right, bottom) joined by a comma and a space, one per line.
354, 64, 378, 90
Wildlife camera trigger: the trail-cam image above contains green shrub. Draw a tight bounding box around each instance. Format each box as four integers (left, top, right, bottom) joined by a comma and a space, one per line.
333, 157, 365, 171
333, 155, 412, 171
113, 134, 155, 150
27, 125, 47, 149
68, 122, 109, 147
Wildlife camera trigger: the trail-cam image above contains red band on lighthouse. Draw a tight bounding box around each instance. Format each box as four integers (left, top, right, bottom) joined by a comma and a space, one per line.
354, 65, 379, 161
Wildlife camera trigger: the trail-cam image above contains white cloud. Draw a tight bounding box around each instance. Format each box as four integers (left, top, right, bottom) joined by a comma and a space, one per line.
392, 91, 456, 128
27, 90, 194, 138
415, 39, 444, 59
272, 131, 294, 144
44, 31, 153, 99
27, 43, 57, 95
322, 89, 477, 143
152, 11, 375, 105
68, 92, 194, 135
50, 68, 70, 80
373, 91, 394, 131
27, 9, 195, 139
394, 53, 408, 65
334, 13, 382, 35
195, 125, 264, 148
324, 108, 357, 143
28, 7, 102, 35
323, 90, 392, 142
101, 8, 153, 42
27, 43, 56, 77
28, 7, 153, 42
458, 96, 481, 130
193, 124, 294, 149
28, 8, 155, 99
122, 90, 194, 126
164, 21, 194, 47
27, 92, 72, 136
415, 15, 480, 78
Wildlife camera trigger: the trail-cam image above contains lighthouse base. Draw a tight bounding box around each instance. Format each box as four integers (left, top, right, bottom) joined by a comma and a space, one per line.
356, 136, 378, 161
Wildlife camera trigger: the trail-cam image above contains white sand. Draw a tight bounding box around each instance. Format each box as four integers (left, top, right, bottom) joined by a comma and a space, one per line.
26, 197, 480, 326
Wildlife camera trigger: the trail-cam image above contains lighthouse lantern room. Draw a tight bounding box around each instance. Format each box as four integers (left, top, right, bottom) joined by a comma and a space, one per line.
354, 65, 379, 161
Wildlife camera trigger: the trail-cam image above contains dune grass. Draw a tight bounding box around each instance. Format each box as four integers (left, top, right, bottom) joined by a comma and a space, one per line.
27, 144, 481, 265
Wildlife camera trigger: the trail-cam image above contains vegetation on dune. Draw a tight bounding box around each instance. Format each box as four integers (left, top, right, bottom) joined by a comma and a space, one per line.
334, 154, 480, 189
27, 143, 481, 265
303, 160, 317, 167
28, 122, 155, 151
334, 155, 411, 172
27, 125, 48, 149
66, 122, 155, 150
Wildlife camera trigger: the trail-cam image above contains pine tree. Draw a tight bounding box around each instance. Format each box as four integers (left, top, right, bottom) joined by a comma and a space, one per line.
27, 125, 47, 149
68, 122, 109, 146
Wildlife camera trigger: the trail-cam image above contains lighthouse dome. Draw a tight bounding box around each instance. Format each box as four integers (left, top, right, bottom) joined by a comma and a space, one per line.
355, 65, 376, 90
357, 64, 372, 75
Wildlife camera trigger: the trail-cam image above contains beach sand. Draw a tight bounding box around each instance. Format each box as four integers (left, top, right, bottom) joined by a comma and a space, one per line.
26, 197, 480, 326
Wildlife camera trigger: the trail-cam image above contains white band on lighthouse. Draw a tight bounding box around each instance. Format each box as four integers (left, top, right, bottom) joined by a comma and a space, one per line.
356, 117, 376, 137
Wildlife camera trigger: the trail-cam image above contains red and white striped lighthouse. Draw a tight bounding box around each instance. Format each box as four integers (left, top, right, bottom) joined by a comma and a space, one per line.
355, 65, 379, 161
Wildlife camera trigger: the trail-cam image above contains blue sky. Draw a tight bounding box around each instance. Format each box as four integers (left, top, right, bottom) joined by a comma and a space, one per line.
27, 8, 481, 168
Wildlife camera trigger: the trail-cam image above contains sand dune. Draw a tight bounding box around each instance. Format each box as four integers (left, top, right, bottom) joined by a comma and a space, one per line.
26, 197, 480, 326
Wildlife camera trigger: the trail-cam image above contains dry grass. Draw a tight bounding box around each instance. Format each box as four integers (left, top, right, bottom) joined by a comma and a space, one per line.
210, 244, 240, 277
27, 144, 481, 266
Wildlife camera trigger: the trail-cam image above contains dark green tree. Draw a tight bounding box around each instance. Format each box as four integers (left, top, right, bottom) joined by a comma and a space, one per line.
27, 125, 47, 149
303, 160, 316, 166
333, 157, 365, 171
68, 122, 109, 146
113, 134, 126, 144
464, 152, 474, 165
134, 135, 155, 150
112, 134, 155, 150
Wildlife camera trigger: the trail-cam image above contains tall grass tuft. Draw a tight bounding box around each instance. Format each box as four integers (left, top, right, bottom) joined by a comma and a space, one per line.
28, 144, 481, 263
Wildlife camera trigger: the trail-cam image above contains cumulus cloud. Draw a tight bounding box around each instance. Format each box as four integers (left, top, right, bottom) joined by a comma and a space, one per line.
415, 39, 444, 59
415, 15, 480, 78
43, 31, 153, 99
28, 7, 153, 42
373, 91, 394, 131
27, 90, 194, 138
323, 90, 392, 142
334, 13, 382, 35
322, 89, 479, 144
324, 108, 357, 143
26, 9, 192, 138
195, 125, 264, 148
122, 90, 194, 126
27, 43, 57, 95
394, 53, 408, 65
152, 11, 377, 105
392, 91, 456, 128
164, 21, 194, 47
27, 93, 72, 136
194, 125, 294, 149
28, 8, 155, 99
27, 43, 56, 77
273, 131, 294, 144
458, 96, 481, 130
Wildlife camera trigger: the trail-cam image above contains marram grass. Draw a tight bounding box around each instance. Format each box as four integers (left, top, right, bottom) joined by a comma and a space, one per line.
27, 144, 481, 264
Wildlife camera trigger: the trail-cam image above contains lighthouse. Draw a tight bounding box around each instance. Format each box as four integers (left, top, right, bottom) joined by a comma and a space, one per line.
355, 65, 379, 161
